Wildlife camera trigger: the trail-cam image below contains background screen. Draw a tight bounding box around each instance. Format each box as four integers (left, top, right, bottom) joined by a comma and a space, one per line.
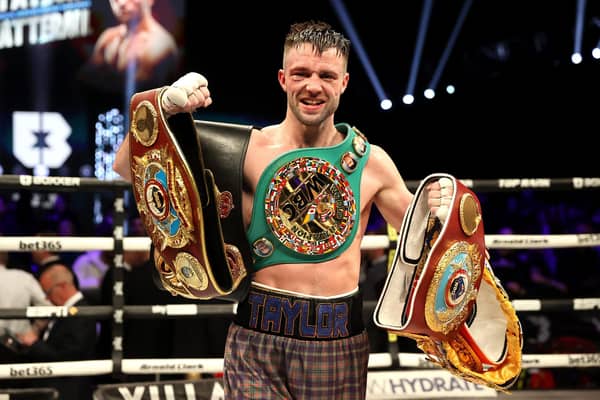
0, 0, 186, 180
0, 0, 186, 234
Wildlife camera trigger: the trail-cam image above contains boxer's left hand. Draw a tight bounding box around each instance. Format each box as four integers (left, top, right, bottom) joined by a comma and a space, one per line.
426, 177, 453, 223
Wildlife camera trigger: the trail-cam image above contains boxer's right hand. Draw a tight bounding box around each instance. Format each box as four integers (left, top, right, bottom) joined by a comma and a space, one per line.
426, 177, 453, 223
161, 72, 212, 116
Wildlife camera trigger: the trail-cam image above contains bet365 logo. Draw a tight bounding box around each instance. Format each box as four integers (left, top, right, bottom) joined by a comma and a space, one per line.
12, 111, 72, 173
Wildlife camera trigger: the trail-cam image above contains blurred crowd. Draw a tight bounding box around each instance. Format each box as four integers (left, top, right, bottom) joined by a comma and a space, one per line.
0, 187, 599, 392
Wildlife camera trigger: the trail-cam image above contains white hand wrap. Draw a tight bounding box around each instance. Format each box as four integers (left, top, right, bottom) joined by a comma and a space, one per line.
161, 72, 209, 111
162, 86, 188, 108
172, 72, 209, 95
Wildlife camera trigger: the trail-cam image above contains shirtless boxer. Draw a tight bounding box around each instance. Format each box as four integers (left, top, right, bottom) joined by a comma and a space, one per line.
113, 20, 449, 399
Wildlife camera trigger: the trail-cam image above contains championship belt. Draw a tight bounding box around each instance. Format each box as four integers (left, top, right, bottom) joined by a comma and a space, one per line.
128, 87, 252, 301
374, 173, 523, 392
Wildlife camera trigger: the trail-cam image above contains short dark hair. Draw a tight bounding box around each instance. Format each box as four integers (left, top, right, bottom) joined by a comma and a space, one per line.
283, 20, 350, 67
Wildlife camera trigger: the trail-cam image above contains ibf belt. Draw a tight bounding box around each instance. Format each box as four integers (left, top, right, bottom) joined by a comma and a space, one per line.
234, 284, 365, 340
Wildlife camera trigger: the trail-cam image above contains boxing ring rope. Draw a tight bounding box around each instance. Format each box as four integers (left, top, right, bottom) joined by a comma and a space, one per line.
2, 352, 600, 380
2, 233, 600, 252
1, 294, 598, 322
1, 174, 600, 388
1, 174, 599, 193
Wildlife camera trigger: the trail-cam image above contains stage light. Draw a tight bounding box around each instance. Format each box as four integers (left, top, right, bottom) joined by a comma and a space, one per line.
330, 0, 391, 110
403, 0, 434, 104
425, 0, 473, 99
573, 0, 586, 62
380, 99, 393, 110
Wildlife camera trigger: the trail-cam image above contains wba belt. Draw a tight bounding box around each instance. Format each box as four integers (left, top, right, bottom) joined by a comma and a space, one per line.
128, 87, 252, 301
234, 284, 365, 340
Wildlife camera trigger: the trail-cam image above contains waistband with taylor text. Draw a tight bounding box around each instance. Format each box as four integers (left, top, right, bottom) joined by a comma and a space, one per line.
234, 284, 365, 340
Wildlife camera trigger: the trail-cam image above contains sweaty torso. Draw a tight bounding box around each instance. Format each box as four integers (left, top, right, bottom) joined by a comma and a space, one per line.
242, 126, 382, 297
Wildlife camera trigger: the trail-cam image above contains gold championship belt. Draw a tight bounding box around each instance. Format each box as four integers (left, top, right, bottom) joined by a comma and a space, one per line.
374, 173, 523, 392
128, 87, 252, 301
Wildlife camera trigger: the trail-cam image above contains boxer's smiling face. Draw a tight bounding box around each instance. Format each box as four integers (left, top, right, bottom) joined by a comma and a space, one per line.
278, 44, 349, 127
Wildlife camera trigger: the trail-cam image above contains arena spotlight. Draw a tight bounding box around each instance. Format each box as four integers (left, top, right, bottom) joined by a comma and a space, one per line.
403, 0, 434, 105
572, 0, 586, 64
592, 42, 600, 59
425, 0, 473, 100
330, 0, 392, 110
380, 99, 392, 110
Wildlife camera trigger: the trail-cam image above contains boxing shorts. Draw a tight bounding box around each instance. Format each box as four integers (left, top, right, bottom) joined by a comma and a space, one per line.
374, 173, 522, 392
128, 87, 252, 301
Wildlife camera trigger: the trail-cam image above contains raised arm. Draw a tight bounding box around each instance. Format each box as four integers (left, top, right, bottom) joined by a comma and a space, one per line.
112, 72, 213, 182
